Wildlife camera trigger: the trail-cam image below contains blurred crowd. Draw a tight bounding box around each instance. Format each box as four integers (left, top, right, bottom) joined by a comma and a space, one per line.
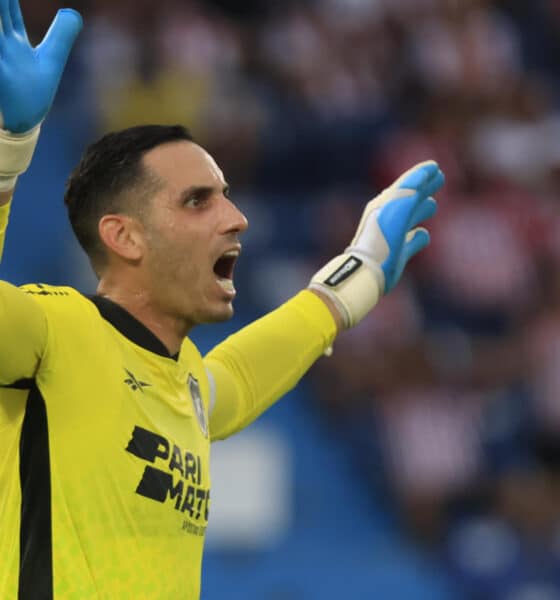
21, 0, 560, 597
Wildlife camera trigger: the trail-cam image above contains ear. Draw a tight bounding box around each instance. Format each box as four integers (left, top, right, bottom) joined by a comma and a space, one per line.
98, 214, 145, 262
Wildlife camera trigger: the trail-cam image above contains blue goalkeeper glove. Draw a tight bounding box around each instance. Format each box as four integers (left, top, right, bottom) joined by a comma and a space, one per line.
309, 161, 444, 329
0, 0, 82, 189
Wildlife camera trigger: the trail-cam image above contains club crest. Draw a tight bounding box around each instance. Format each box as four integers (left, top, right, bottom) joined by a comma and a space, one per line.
188, 374, 208, 438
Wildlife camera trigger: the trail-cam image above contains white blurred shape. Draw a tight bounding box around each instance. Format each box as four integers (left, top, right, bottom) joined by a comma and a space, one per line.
206, 427, 292, 549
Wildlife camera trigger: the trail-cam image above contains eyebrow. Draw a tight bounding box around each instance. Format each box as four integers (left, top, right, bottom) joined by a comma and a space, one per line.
178, 184, 230, 202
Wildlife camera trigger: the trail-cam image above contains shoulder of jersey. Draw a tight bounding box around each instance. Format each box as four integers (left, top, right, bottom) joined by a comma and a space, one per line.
19, 284, 94, 313
19, 283, 100, 329
19, 283, 81, 299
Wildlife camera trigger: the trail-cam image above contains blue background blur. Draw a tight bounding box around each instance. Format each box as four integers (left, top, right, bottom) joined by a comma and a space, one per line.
6, 1, 560, 598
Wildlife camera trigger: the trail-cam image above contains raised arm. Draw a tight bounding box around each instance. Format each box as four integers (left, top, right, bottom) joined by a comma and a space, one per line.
309, 161, 444, 328
205, 162, 445, 440
0, 0, 81, 384
0, 0, 82, 230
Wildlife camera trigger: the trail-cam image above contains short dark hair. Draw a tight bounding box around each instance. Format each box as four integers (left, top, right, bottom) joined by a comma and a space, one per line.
64, 124, 193, 274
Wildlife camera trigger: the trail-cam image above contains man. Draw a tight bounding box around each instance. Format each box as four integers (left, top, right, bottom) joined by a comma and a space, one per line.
0, 2, 444, 599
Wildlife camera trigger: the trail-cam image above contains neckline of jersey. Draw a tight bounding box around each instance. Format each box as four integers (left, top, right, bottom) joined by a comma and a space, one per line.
87, 295, 180, 362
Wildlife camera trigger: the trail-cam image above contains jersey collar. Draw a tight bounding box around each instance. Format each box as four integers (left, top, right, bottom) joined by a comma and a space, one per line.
88, 295, 180, 361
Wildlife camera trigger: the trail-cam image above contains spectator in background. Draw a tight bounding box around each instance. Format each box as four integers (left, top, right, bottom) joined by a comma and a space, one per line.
447, 434, 560, 599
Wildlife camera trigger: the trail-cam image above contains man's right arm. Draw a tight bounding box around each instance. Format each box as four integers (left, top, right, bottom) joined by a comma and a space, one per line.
0, 281, 47, 385
0, 193, 12, 259
0, 0, 82, 385
0, 196, 47, 385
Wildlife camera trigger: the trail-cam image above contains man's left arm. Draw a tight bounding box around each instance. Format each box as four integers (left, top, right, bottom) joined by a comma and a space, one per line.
204, 290, 337, 441
205, 161, 444, 441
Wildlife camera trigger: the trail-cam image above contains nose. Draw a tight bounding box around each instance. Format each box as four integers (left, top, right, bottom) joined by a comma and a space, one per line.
221, 196, 249, 235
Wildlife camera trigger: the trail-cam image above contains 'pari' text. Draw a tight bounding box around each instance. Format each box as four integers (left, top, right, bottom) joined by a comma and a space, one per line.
125, 426, 210, 529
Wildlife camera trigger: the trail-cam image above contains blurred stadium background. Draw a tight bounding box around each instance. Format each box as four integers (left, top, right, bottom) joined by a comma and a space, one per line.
6, 0, 560, 598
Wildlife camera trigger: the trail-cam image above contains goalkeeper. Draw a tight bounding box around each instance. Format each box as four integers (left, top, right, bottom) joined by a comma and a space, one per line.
0, 1, 444, 599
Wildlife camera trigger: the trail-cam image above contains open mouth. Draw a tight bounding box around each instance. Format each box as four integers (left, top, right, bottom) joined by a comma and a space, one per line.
213, 250, 239, 294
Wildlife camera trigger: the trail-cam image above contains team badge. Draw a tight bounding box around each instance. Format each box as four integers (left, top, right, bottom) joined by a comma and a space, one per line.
188, 374, 208, 438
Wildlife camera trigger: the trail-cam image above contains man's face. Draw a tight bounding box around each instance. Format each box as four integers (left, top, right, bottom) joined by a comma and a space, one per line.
140, 140, 248, 328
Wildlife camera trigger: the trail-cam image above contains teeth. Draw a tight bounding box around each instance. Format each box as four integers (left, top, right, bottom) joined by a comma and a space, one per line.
222, 250, 240, 258
217, 278, 235, 293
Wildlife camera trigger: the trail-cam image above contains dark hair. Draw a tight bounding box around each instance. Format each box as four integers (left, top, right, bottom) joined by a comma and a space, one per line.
64, 124, 193, 274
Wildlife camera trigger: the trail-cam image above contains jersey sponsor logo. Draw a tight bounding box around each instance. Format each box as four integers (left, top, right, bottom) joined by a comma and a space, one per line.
23, 283, 69, 297
123, 368, 151, 392
323, 256, 363, 287
188, 374, 208, 438
125, 426, 210, 534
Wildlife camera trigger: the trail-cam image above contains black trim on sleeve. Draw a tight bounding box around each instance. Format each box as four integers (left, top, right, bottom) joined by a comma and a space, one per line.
88, 295, 179, 361
18, 384, 53, 600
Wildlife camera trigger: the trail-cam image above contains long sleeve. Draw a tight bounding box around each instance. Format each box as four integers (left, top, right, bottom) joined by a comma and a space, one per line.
0, 200, 11, 262
204, 290, 337, 441
0, 281, 48, 385
0, 201, 48, 385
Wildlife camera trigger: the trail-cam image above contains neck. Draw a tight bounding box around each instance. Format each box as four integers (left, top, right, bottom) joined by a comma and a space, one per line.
96, 278, 190, 356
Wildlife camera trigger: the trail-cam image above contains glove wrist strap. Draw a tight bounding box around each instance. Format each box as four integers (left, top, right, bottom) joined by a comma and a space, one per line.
0, 175, 18, 192
0, 125, 41, 181
309, 252, 383, 329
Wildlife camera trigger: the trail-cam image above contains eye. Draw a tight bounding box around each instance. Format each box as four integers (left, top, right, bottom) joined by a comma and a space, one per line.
184, 194, 201, 207
184, 190, 210, 208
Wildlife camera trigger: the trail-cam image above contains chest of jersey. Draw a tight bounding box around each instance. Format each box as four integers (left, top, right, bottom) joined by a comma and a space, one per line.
38, 316, 211, 546
0, 289, 214, 598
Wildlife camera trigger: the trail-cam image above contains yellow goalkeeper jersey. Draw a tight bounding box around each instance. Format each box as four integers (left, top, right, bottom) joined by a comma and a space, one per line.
0, 200, 337, 600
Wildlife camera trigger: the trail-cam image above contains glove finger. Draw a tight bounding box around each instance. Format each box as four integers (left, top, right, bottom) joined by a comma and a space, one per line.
423, 168, 445, 197
394, 160, 438, 190
395, 161, 445, 198
378, 192, 418, 239
404, 227, 430, 261
37, 9, 82, 66
0, 0, 13, 35
9, 0, 24, 34
383, 226, 429, 294
379, 192, 436, 241
409, 196, 437, 229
